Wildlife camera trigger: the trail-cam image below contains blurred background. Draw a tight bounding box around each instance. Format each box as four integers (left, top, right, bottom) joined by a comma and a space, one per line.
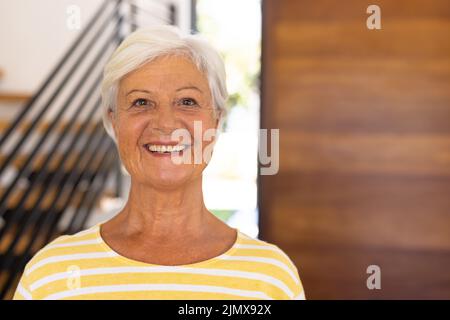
0, 0, 449, 299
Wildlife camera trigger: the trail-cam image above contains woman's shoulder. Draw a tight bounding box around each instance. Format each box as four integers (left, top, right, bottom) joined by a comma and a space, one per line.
21, 224, 103, 278
14, 224, 107, 299
235, 231, 306, 299
237, 231, 299, 268
34, 224, 101, 254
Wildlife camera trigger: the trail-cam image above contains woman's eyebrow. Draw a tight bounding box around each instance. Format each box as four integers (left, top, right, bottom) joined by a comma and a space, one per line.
176, 86, 203, 93
126, 89, 152, 96
126, 86, 203, 95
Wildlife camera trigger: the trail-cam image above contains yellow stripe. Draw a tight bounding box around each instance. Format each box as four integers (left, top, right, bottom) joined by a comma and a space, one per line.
14, 225, 304, 300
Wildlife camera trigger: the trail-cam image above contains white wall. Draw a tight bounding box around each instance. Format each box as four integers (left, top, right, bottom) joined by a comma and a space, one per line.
0, 0, 103, 93
0, 0, 192, 93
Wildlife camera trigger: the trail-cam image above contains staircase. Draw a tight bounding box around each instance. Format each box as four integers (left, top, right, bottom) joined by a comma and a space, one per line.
0, 0, 180, 299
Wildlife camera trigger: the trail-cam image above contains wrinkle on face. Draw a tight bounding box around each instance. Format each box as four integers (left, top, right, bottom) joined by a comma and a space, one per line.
109, 54, 219, 190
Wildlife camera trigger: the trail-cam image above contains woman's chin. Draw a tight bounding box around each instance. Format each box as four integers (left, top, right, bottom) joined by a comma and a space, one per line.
145, 171, 195, 190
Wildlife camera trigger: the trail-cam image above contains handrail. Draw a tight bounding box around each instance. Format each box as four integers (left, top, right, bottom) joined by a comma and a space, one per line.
129, 3, 171, 25
0, 135, 116, 297
64, 138, 117, 234
0, 76, 103, 242
0, 24, 121, 219
0, 88, 104, 244
43, 129, 114, 241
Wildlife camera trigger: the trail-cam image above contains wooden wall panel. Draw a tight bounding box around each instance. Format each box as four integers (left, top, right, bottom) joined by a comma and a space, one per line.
260, 0, 450, 299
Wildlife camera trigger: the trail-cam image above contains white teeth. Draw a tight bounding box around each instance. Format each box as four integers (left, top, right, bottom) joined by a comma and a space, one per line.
146, 144, 186, 153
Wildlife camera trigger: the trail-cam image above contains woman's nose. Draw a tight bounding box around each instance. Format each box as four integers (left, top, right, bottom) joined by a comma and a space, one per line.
154, 104, 177, 133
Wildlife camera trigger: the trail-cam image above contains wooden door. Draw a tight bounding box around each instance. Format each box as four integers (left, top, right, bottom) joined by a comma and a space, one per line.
260, 0, 450, 299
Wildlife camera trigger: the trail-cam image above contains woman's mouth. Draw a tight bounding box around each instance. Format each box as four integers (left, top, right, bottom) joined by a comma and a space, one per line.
143, 143, 190, 157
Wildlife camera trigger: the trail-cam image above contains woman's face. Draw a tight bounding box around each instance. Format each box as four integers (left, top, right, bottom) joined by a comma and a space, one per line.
109, 55, 219, 189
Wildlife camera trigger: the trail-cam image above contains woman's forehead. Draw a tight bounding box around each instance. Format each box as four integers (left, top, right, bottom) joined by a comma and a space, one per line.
120, 55, 209, 90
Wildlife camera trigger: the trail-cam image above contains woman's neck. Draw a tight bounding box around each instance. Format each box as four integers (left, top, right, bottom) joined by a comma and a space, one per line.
112, 175, 213, 243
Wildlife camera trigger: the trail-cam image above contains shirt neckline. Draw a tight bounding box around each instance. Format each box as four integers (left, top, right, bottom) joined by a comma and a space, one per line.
94, 222, 241, 268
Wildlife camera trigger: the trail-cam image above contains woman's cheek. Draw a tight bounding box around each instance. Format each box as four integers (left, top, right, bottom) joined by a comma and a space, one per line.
201, 124, 218, 165
115, 120, 141, 169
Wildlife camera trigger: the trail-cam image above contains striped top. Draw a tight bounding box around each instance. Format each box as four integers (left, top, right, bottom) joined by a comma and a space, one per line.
13, 223, 306, 300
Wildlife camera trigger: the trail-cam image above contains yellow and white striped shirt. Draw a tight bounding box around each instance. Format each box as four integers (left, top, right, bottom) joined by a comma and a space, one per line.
13, 223, 306, 300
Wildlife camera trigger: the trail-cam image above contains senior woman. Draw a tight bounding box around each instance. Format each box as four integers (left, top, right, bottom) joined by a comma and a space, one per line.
13, 26, 305, 300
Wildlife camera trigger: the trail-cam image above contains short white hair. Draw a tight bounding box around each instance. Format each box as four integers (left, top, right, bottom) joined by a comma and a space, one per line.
101, 25, 228, 143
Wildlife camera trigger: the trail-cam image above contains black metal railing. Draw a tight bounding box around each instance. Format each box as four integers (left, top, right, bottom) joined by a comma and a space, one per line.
0, 0, 178, 299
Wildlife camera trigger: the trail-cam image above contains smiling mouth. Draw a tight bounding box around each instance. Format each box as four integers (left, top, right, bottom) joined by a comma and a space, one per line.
143, 143, 189, 154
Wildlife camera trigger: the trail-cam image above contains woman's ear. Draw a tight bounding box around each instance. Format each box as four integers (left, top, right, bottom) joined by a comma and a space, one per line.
215, 110, 223, 130
108, 108, 117, 133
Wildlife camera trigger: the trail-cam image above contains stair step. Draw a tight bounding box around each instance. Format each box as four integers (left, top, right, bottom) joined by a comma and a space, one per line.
0, 119, 99, 136
0, 154, 118, 205
0, 150, 107, 175
0, 261, 26, 299
0, 224, 49, 258
0, 92, 32, 103
0, 190, 117, 255
0, 184, 107, 211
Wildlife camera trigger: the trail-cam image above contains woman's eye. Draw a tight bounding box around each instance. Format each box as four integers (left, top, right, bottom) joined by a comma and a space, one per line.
179, 98, 198, 107
132, 98, 149, 107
